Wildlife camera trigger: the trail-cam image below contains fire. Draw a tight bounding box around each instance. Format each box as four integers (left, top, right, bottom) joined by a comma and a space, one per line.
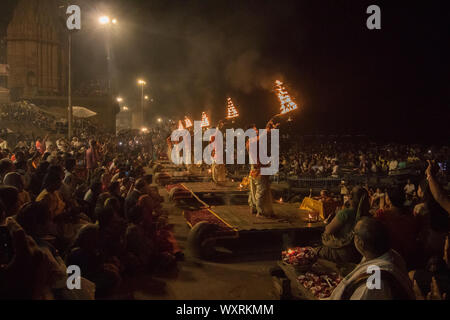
275, 80, 298, 115
239, 184, 243, 188
178, 120, 184, 130
226, 97, 239, 119
184, 116, 193, 128
279, 197, 283, 202
287, 249, 294, 254
200, 112, 210, 128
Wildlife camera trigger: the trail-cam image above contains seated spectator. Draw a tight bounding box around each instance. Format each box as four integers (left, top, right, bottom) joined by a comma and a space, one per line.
414, 178, 449, 263
0, 185, 20, 218
0, 217, 68, 299
66, 224, 121, 299
63, 158, 77, 195
317, 186, 370, 264
410, 254, 450, 300
36, 171, 65, 220
108, 182, 124, 217
29, 161, 50, 198
426, 160, 450, 215
373, 187, 420, 268
330, 217, 415, 299
124, 205, 155, 273
0, 158, 14, 184
83, 181, 103, 220
15, 202, 56, 253
124, 178, 149, 216
3, 172, 31, 208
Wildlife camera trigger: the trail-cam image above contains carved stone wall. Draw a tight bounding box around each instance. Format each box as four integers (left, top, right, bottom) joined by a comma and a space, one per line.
6, 0, 67, 99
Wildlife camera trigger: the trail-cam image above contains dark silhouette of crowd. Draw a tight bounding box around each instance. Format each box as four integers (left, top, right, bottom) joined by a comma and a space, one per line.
0, 127, 181, 299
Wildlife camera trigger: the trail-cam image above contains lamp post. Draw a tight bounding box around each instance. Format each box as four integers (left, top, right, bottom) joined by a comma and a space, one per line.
68, 32, 73, 139
137, 79, 146, 127
99, 16, 118, 133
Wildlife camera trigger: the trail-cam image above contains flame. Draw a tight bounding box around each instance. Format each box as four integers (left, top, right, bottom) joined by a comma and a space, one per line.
287, 249, 294, 254
178, 120, 184, 130
201, 112, 210, 128
275, 80, 298, 115
226, 97, 239, 119
279, 197, 283, 202
184, 116, 193, 128
239, 183, 243, 188
308, 213, 313, 219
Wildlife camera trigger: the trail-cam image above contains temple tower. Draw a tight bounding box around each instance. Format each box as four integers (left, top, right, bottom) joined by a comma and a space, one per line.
6, 0, 67, 99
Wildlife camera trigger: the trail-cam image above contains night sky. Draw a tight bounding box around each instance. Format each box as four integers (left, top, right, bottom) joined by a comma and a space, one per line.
1, 0, 450, 142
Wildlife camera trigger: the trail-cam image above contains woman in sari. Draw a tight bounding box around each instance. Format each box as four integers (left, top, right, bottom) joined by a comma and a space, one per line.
317, 186, 370, 264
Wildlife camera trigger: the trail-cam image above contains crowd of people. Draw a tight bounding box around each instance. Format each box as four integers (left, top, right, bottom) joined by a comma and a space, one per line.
0, 101, 100, 139
0, 118, 449, 299
278, 140, 449, 179
0, 127, 180, 299
316, 160, 449, 299
0, 101, 58, 132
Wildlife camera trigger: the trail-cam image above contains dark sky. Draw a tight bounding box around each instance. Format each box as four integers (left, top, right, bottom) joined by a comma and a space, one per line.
1, 0, 450, 142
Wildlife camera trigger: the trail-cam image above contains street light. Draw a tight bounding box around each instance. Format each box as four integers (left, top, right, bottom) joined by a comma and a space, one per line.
137, 79, 147, 127
98, 15, 119, 133
144, 95, 149, 100
116, 97, 123, 103
157, 118, 162, 123
99, 16, 110, 25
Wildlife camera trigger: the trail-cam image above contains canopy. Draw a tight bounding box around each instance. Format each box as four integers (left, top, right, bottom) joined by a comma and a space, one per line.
72, 106, 97, 118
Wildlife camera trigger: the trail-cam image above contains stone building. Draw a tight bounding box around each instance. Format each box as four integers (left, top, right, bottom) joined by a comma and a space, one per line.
6, 0, 67, 100
3, 0, 118, 133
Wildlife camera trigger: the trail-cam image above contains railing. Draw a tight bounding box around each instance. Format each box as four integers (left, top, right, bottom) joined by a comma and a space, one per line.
286, 177, 342, 190
272, 170, 425, 191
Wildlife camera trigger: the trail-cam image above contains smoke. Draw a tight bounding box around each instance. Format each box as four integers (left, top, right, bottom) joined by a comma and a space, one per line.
225, 50, 275, 94
70, 0, 302, 123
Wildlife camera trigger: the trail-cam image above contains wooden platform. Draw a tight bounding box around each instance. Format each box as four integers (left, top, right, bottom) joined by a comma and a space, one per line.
156, 162, 211, 183
181, 181, 247, 196
209, 203, 325, 232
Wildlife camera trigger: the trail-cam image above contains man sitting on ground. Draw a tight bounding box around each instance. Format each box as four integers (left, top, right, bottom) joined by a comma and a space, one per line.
330, 217, 415, 300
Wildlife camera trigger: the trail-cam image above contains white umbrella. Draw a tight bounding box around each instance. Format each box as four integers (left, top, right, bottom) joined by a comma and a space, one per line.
72, 106, 97, 118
